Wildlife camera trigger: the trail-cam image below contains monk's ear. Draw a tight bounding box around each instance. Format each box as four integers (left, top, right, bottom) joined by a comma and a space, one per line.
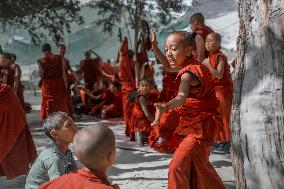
107, 148, 116, 165
50, 129, 57, 139
186, 46, 193, 56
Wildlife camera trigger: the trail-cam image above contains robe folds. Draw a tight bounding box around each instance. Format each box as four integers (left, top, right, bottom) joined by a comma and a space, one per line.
167, 57, 226, 189
148, 71, 180, 153
101, 91, 123, 118
80, 59, 102, 90
119, 45, 136, 140
38, 55, 74, 120
208, 50, 233, 142
131, 93, 158, 136
39, 168, 119, 189
0, 84, 37, 179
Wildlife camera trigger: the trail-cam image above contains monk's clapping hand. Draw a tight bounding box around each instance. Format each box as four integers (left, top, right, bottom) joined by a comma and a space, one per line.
151, 102, 168, 126
151, 29, 158, 49
202, 58, 211, 68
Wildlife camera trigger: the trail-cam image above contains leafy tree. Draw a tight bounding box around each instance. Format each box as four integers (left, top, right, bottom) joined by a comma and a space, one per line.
94, 0, 187, 49
0, 0, 84, 43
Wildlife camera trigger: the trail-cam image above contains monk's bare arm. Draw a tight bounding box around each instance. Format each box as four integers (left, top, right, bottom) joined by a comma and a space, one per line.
203, 56, 225, 80
13, 66, 20, 91
151, 29, 178, 73
166, 72, 191, 109
37, 61, 44, 78
152, 73, 191, 125
195, 35, 205, 62
139, 96, 154, 122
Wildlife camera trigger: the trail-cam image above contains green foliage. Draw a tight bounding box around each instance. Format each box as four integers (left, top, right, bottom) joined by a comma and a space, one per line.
0, 0, 84, 43
93, 0, 186, 35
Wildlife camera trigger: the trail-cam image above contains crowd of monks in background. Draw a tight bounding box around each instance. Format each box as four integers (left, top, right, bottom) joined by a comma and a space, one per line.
0, 11, 235, 188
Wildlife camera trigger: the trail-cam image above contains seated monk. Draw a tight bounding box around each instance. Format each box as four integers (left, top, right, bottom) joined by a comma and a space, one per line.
40, 124, 119, 189
131, 79, 158, 146
140, 61, 158, 95
101, 80, 123, 119
202, 32, 233, 153
0, 83, 37, 179
151, 30, 226, 189
83, 80, 114, 116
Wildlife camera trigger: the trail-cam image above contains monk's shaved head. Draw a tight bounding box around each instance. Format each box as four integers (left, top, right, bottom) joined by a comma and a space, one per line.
168, 31, 194, 47
74, 124, 115, 170
190, 12, 205, 24
207, 32, 222, 43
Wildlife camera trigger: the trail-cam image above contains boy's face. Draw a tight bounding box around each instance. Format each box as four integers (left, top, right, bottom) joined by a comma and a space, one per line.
189, 19, 198, 31
52, 116, 77, 144
110, 84, 118, 93
139, 81, 150, 95
59, 46, 66, 56
205, 34, 220, 52
0, 55, 11, 67
165, 34, 192, 69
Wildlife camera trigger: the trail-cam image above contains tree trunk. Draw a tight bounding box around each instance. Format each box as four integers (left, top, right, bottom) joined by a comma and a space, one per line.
231, 1, 284, 189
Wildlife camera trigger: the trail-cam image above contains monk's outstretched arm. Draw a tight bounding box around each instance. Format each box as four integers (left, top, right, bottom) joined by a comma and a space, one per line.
152, 73, 191, 124
139, 96, 154, 122
202, 56, 225, 80
151, 29, 178, 73
13, 66, 20, 91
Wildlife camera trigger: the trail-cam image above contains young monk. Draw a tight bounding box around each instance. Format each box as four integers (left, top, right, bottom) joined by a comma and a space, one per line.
189, 12, 214, 62
101, 80, 123, 119
202, 32, 233, 153
38, 43, 74, 120
151, 30, 226, 189
131, 79, 158, 146
119, 37, 136, 140
40, 124, 119, 189
0, 83, 37, 179
25, 112, 77, 189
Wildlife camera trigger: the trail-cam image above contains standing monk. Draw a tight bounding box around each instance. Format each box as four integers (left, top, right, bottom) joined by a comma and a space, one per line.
79, 51, 102, 91
119, 37, 136, 140
152, 30, 226, 189
202, 32, 233, 153
38, 43, 74, 120
189, 12, 214, 62
0, 83, 37, 179
58, 44, 80, 94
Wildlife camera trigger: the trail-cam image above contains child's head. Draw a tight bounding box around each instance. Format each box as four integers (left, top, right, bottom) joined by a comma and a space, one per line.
110, 80, 120, 93
74, 124, 116, 172
58, 44, 66, 56
138, 79, 150, 95
100, 80, 109, 90
42, 43, 51, 55
0, 53, 13, 67
165, 31, 194, 69
189, 12, 205, 31
43, 112, 77, 144
205, 32, 222, 53
128, 49, 134, 60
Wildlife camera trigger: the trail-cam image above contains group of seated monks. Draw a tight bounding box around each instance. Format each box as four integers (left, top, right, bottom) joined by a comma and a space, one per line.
0, 11, 235, 189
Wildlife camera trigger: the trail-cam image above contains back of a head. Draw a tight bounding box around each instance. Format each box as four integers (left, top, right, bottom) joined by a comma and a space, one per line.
190, 12, 205, 24
169, 31, 194, 47
42, 43, 51, 53
128, 49, 134, 60
74, 124, 115, 170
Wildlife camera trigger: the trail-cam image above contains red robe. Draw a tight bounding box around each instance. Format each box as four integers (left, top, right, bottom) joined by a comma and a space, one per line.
0, 84, 37, 179
168, 57, 225, 189
209, 50, 233, 142
90, 89, 115, 114
38, 55, 74, 120
40, 168, 119, 189
119, 45, 136, 140
148, 71, 180, 153
192, 25, 214, 58
80, 59, 101, 90
101, 91, 123, 118
131, 93, 158, 136
100, 62, 119, 83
